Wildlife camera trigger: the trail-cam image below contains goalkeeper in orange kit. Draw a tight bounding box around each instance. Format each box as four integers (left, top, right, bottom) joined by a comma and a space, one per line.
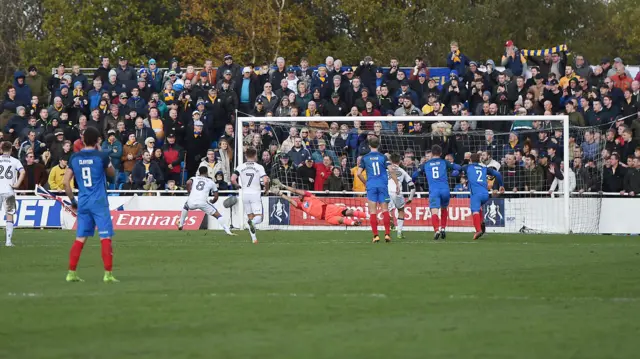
272, 179, 367, 226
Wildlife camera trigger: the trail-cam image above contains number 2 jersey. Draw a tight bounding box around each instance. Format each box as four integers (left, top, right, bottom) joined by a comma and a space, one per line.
234, 161, 267, 195
187, 175, 218, 205
461, 164, 503, 196
69, 149, 110, 209
0, 155, 24, 195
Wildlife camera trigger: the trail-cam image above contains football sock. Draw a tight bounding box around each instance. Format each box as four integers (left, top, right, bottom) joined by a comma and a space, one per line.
369, 214, 379, 236
382, 212, 391, 235
100, 239, 113, 271
216, 216, 232, 234
178, 209, 188, 227
353, 210, 367, 218
431, 214, 440, 232
251, 215, 263, 225
397, 218, 404, 233
69, 240, 85, 271
472, 213, 482, 232
249, 231, 257, 242
5, 221, 13, 245
441, 209, 448, 231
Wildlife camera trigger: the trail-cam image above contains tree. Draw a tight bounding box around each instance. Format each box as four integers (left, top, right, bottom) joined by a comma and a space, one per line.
0, 0, 42, 86
18, 0, 180, 70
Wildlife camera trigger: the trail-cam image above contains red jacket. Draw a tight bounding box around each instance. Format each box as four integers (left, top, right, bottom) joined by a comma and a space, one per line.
73, 139, 84, 152
313, 163, 331, 191
163, 143, 184, 174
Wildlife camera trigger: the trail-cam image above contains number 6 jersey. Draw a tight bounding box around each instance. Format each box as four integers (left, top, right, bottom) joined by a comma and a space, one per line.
234, 161, 267, 195
0, 154, 24, 195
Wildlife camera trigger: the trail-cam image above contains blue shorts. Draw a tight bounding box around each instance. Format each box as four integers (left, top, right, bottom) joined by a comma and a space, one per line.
470, 192, 490, 213
366, 186, 390, 204
429, 189, 450, 209
76, 206, 114, 239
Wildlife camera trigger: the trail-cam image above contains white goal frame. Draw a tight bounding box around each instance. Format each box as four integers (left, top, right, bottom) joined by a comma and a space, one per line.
235, 115, 570, 234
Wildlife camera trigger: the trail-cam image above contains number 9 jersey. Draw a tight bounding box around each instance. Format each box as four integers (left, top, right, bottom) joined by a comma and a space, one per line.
69, 150, 111, 209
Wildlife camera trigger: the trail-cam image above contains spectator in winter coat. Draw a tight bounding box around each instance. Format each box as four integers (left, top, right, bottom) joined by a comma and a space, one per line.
287, 137, 312, 167
13, 71, 32, 107
132, 151, 164, 190
48, 156, 72, 191
603, 153, 627, 192
310, 66, 331, 99
5, 106, 28, 140
324, 167, 348, 191
236, 67, 260, 114
573, 55, 593, 79
115, 56, 137, 82
313, 155, 332, 191
162, 133, 185, 184
121, 133, 142, 174
217, 54, 242, 83
102, 129, 123, 182
311, 140, 339, 164
184, 120, 210, 176
25, 66, 48, 104
501, 40, 526, 77
296, 158, 316, 190
354, 56, 377, 93
446, 41, 470, 77
255, 83, 279, 113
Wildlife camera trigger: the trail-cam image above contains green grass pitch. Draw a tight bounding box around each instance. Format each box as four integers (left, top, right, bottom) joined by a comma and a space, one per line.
1, 229, 640, 359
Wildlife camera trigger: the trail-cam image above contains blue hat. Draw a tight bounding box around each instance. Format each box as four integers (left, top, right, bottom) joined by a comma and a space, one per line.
376, 68, 384, 74
148, 59, 156, 65
60, 84, 69, 90
73, 81, 82, 88
450, 70, 459, 77
418, 73, 427, 78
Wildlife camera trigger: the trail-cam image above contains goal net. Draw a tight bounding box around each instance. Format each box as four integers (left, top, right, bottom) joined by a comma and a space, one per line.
234, 115, 606, 235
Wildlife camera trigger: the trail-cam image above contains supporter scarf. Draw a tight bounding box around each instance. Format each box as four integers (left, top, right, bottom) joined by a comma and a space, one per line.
73, 89, 84, 97
99, 104, 107, 111
452, 50, 461, 63
521, 44, 568, 57
126, 140, 137, 146
54, 104, 63, 111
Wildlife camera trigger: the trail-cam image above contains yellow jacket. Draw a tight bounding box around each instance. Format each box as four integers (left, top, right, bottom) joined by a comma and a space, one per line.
48, 165, 72, 191
351, 166, 367, 192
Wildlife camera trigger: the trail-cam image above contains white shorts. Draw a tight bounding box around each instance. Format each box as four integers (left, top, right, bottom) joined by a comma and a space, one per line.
242, 192, 263, 216
0, 194, 16, 215
388, 195, 405, 210
184, 200, 218, 216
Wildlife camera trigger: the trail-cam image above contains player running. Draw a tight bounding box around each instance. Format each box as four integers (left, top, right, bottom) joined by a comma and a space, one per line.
357, 137, 399, 243
63, 127, 117, 283
421, 145, 461, 240
461, 153, 504, 240
231, 147, 270, 244
178, 166, 235, 236
273, 180, 367, 226
0, 141, 25, 247
387, 153, 415, 239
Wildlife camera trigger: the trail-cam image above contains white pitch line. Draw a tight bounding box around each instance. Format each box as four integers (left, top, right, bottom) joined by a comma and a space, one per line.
5, 292, 640, 302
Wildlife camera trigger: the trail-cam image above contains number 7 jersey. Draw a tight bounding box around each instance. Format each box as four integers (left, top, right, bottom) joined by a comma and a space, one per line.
234, 161, 267, 195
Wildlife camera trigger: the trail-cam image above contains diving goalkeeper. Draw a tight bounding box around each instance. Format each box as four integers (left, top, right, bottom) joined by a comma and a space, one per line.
272, 179, 367, 226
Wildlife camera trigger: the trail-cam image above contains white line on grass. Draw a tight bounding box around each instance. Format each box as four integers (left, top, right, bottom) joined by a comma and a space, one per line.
6, 292, 640, 302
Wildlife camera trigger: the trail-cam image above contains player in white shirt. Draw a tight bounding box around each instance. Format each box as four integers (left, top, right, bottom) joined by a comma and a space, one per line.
387, 153, 415, 239
231, 147, 270, 244
178, 166, 235, 235
0, 142, 26, 246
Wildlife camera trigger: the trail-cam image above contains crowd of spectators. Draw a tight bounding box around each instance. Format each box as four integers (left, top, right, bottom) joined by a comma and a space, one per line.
0, 40, 639, 196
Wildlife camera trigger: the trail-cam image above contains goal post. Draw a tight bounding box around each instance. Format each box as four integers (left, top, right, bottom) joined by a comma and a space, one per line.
234, 115, 582, 234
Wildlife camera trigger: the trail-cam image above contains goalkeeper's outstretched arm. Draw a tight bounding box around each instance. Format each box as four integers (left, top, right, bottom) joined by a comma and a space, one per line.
273, 179, 306, 197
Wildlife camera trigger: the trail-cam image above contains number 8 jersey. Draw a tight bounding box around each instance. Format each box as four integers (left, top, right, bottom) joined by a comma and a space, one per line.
187, 175, 218, 205
0, 155, 24, 195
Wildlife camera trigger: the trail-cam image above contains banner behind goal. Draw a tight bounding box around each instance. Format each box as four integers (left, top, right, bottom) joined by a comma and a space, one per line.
234, 115, 608, 234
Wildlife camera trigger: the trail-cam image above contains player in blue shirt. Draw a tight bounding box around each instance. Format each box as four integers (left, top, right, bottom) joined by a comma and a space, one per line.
461, 153, 504, 240
357, 137, 399, 243
421, 145, 461, 240
63, 127, 118, 283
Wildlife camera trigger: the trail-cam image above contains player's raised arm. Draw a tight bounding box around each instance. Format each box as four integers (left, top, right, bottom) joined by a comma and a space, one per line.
210, 188, 219, 204
406, 177, 416, 203
63, 167, 76, 208
446, 161, 463, 172
487, 168, 505, 193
